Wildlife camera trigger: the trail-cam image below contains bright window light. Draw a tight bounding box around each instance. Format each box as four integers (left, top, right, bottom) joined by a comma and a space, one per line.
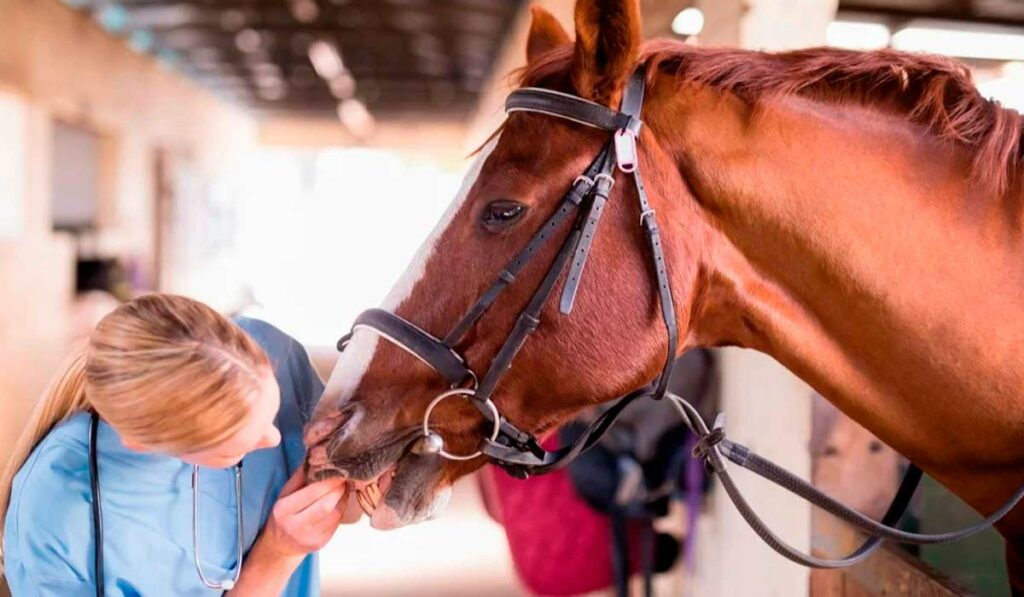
671, 8, 704, 37
892, 20, 1024, 61
234, 149, 464, 346
978, 62, 1024, 111
826, 20, 891, 50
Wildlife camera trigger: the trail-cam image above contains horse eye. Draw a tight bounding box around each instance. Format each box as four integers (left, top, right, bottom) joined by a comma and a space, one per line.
481, 200, 527, 232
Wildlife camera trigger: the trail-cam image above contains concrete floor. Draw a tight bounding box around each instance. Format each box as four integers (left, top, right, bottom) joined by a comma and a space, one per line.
320, 474, 526, 596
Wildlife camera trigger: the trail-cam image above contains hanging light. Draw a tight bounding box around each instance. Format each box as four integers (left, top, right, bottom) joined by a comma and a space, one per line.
289, 0, 320, 24
671, 7, 704, 37
235, 28, 262, 53
308, 40, 345, 80
328, 72, 357, 100
337, 99, 375, 139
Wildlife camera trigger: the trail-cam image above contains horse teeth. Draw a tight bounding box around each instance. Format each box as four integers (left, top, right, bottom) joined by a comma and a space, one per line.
366, 481, 381, 504
356, 489, 374, 516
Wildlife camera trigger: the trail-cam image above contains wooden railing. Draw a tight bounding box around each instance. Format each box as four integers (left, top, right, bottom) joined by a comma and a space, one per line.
812, 545, 976, 596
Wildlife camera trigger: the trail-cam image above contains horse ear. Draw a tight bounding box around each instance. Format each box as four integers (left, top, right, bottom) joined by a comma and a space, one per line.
526, 5, 571, 63
570, 0, 642, 105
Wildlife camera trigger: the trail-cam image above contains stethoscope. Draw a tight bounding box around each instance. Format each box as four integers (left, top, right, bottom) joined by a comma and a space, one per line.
88, 412, 245, 596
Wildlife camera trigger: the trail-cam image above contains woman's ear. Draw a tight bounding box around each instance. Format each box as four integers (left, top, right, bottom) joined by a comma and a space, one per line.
526, 5, 571, 63
569, 0, 643, 106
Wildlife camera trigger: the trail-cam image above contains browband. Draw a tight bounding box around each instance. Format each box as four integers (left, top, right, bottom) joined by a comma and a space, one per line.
506, 87, 643, 134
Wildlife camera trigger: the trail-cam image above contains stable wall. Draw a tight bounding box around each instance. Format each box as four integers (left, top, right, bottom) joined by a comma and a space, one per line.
0, 0, 257, 487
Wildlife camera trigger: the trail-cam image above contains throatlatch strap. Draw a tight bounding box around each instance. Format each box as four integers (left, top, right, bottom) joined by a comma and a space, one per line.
618, 69, 679, 400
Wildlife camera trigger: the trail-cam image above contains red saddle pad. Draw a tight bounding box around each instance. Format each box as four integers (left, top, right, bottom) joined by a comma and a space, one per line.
478, 442, 645, 596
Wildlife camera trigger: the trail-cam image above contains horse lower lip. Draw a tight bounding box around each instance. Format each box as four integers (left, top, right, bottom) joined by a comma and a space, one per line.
307, 465, 345, 482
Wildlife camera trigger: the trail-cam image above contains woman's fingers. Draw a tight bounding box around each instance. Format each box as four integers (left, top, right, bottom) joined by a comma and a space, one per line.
292, 485, 348, 527
278, 468, 306, 497
339, 490, 362, 525
263, 473, 354, 557
275, 477, 346, 517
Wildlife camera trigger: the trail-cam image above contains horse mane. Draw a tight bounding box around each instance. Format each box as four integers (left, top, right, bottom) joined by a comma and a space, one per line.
518, 42, 1023, 195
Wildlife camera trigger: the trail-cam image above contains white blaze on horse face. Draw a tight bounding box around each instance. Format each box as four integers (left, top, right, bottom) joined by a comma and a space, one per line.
321, 135, 500, 409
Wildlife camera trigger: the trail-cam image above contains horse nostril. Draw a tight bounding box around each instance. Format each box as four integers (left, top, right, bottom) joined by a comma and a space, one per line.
307, 445, 333, 467
304, 403, 365, 448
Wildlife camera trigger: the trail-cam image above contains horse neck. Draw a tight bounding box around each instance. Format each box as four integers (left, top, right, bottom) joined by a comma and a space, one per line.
652, 78, 1024, 517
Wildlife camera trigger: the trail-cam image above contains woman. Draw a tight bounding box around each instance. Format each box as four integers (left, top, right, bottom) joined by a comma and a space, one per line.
0, 293, 351, 595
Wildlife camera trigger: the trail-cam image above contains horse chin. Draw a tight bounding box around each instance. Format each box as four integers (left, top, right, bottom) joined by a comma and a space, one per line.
367, 447, 450, 530
371, 484, 452, 530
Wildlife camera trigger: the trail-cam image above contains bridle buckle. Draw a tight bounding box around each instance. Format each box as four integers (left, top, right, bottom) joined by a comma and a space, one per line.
614, 128, 638, 173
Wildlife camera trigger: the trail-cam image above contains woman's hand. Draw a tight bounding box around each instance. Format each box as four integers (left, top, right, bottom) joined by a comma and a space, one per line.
228, 470, 354, 596
260, 469, 352, 557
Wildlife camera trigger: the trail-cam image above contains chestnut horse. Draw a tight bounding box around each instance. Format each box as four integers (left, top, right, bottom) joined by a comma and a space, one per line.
304, 0, 1024, 589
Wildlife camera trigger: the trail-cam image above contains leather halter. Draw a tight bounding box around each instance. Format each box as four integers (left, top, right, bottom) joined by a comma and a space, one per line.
336, 69, 1024, 568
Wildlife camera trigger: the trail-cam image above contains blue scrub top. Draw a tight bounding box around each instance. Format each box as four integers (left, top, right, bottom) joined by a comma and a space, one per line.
3, 317, 325, 596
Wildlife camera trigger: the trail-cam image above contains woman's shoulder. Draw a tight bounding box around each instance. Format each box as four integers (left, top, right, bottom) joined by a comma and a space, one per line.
232, 316, 324, 423
233, 316, 297, 356
5, 414, 92, 551
232, 317, 315, 378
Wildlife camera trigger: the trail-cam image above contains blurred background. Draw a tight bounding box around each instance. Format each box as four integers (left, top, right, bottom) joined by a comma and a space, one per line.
1, 0, 1022, 595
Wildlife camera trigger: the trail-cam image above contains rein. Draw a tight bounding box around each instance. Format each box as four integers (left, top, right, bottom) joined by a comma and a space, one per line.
335, 68, 1024, 568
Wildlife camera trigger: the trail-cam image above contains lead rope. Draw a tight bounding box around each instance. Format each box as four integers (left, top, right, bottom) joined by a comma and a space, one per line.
664, 391, 1024, 567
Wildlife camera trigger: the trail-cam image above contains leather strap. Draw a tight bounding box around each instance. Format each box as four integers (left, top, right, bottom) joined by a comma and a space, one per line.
664, 391, 1024, 567
483, 388, 649, 476
475, 213, 590, 402
344, 308, 472, 387
560, 154, 616, 314
443, 151, 606, 347
507, 87, 642, 134
618, 69, 679, 400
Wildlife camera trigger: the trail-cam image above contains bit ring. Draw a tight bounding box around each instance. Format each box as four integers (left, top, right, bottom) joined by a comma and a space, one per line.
422, 388, 500, 461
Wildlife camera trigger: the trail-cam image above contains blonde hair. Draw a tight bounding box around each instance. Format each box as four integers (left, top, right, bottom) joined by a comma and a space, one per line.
0, 293, 271, 558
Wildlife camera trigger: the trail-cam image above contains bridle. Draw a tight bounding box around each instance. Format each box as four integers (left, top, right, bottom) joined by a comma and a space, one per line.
339, 69, 673, 474
335, 68, 1024, 568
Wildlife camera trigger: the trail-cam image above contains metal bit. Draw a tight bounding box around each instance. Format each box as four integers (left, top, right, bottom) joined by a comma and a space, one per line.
411, 432, 444, 455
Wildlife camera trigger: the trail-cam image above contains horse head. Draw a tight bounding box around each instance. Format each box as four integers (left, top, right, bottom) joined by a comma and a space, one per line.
304, 0, 709, 529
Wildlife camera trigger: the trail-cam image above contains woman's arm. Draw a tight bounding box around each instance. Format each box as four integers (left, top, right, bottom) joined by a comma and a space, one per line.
228, 471, 350, 596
